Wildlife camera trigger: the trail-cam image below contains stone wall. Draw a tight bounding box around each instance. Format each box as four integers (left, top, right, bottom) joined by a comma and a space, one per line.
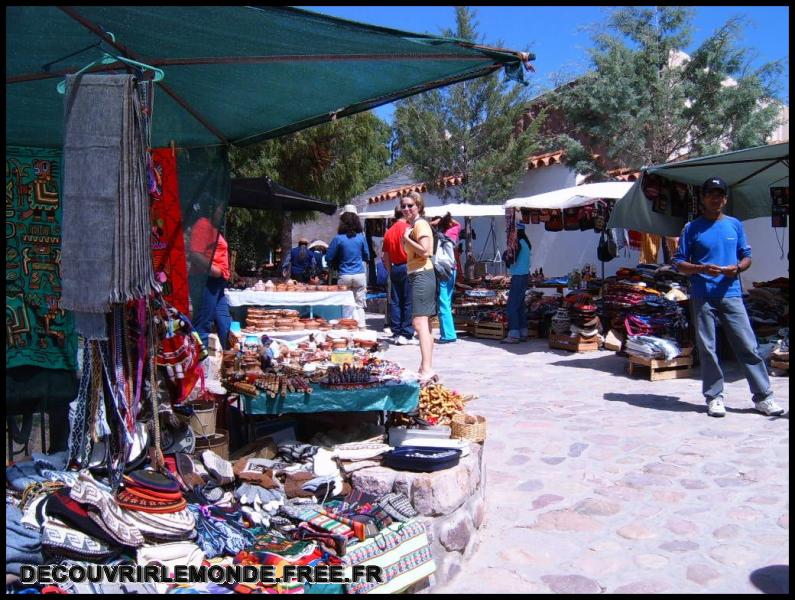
350, 442, 486, 591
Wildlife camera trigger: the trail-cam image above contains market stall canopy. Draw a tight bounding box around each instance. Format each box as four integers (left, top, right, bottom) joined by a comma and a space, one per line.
6, 6, 534, 148
360, 202, 506, 219
608, 142, 789, 236
504, 182, 634, 210
230, 178, 337, 214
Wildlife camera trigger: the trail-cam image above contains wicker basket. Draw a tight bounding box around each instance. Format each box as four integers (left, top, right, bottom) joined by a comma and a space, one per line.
451, 412, 487, 443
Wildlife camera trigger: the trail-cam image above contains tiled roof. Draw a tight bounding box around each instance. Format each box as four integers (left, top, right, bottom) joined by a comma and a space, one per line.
366, 174, 466, 204
362, 150, 636, 206
527, 150, 566, 169
607, 168, 640, 182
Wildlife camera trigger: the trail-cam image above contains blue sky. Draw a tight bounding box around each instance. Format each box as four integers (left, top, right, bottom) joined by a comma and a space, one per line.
300, 5, 790, 123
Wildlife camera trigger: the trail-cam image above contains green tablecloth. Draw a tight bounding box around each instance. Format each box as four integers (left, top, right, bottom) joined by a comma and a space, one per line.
243, 382, 419, 415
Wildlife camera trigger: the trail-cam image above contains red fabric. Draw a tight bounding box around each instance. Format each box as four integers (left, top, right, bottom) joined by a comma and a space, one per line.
627, 229, 643, 250
383, 220, 409, 264
190, 217, 230, 280
150, 149, 190, 314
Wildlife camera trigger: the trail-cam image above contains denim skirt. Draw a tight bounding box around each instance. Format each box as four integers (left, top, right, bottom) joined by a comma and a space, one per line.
409, 268, 437, 317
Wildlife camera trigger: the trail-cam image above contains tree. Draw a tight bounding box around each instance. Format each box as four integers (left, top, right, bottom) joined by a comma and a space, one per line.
394, 7, 545, 204
550, 6, 785, 177
228, 112, 393, 272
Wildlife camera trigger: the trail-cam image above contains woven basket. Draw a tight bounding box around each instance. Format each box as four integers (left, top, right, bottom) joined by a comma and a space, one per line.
451, 412, 487, 443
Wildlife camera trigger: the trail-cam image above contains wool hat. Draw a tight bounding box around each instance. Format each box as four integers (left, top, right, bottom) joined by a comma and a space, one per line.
41, 518, 118, 560
161, 422, 196, 456
702, 176, 728, 194
45, 491, 120, 547
125, 470, 181, 493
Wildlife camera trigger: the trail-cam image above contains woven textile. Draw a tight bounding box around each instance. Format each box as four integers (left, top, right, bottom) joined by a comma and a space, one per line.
6, 146, 78, 370
343, 520, 435, 594
60, 74, 157, 338
149, 148, 189, 314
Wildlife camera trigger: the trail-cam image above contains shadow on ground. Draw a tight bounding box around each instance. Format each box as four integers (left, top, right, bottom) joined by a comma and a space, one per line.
603, 392, 759, 415
749, 565, 789, 594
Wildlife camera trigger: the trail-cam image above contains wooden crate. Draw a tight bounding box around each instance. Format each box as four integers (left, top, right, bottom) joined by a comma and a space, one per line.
627, 354, 695, 381
526, 319, 541, 339
548, 332, 600, 352
474, 321, 507, 340
454, 315, 473, 335
770, 358, 789, 376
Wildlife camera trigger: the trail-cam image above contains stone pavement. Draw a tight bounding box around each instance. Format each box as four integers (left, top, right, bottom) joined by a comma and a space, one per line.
374, 317, 789, 594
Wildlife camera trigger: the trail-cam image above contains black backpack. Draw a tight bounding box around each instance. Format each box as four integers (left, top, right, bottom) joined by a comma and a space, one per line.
597, 229, 618, 262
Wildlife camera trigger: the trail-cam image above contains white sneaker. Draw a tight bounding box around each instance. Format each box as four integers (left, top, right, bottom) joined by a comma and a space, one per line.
707, 398, 726, 418
404, 336, 419, 346
754, 397, 785, 416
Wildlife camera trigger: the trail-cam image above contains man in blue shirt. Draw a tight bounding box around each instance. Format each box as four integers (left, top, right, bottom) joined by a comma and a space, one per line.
672, 176, 783, 418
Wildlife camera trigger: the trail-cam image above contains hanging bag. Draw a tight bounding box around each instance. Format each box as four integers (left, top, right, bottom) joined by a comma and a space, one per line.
597, 229, 618, 262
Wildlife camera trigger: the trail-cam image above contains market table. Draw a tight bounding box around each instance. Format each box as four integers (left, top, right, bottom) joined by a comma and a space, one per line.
241, 381, 420, 415
235, 381, 420, 442
225, 289, 356, 319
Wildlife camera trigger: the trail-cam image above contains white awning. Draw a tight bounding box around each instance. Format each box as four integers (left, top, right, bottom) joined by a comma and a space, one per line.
359, 202, 505, 219
504, 182, 634, 210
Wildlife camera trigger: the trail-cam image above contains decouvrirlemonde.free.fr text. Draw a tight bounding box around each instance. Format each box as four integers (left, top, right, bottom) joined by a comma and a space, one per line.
20, 564, 384, 585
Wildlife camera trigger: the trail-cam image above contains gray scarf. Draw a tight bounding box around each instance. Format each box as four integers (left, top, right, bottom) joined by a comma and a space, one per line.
60, 74, 158, 339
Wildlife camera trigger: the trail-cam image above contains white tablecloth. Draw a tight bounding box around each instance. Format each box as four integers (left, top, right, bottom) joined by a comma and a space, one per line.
226, 289, 356, 308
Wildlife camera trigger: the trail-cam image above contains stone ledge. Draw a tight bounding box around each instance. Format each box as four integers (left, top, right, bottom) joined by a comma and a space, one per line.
350, 442, 486, 591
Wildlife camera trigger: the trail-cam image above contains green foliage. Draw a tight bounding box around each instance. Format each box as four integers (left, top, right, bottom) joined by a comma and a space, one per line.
227, 112, 393, 270
551, 7, 785, 175
394, 7, 544, 204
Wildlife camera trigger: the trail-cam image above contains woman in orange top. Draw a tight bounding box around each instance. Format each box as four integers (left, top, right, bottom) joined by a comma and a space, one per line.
401, 191, 438, 383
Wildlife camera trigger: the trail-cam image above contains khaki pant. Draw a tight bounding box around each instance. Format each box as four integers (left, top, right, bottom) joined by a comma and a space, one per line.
338, 272, 368, 327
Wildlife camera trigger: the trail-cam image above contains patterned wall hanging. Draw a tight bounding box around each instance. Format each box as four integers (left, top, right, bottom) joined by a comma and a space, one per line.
6, 146, 77, 370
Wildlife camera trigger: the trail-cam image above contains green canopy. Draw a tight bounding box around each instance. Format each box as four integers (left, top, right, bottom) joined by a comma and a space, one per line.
608, 142, 789, 236
6, 6, 533, 148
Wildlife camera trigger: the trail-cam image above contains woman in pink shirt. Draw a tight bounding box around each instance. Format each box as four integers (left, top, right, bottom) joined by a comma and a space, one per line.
431, 212, 461, 344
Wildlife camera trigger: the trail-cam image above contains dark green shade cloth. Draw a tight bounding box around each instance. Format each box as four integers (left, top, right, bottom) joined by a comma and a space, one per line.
7, 6, 532, 148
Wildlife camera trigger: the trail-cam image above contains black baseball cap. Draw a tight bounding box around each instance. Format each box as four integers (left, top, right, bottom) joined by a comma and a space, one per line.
702, 176, 728, 194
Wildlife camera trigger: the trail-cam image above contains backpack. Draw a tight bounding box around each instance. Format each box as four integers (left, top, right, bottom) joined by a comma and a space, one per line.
597, 229, 618, 262
431, 228, 456, 282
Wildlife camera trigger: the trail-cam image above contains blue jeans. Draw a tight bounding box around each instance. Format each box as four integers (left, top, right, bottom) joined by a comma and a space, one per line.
507, 274, 529, 338
691, 296, 773, 403
438, 270, 457, 341
194, 276, 232, 351
389, 264, 414, 338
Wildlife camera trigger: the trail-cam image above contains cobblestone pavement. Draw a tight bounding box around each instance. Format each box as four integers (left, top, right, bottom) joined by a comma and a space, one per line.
378, 321, 789, 594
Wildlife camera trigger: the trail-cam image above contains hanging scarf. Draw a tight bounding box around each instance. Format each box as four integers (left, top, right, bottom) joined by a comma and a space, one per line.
503, 208, 518, 267
149, 148, 190, 315
60, 74, 158, 339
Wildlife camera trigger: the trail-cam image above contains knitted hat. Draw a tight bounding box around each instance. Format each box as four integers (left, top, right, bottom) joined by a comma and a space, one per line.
125, 470, 181, 493
116, 488, 187, 513
161, 422, 196, 456
41, 518, 118, 560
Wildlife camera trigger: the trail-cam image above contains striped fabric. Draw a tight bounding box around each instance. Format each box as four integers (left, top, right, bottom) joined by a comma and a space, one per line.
343, 520, 435, 594
297, 508, 355, 540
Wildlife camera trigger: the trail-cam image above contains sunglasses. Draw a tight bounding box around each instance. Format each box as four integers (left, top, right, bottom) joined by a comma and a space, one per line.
401, 203, 415, 209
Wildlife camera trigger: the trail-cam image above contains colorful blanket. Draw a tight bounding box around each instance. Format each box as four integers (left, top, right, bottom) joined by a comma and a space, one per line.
149, 148, 189, 315
6, 146, 78, 370
343, 520, 435, 594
